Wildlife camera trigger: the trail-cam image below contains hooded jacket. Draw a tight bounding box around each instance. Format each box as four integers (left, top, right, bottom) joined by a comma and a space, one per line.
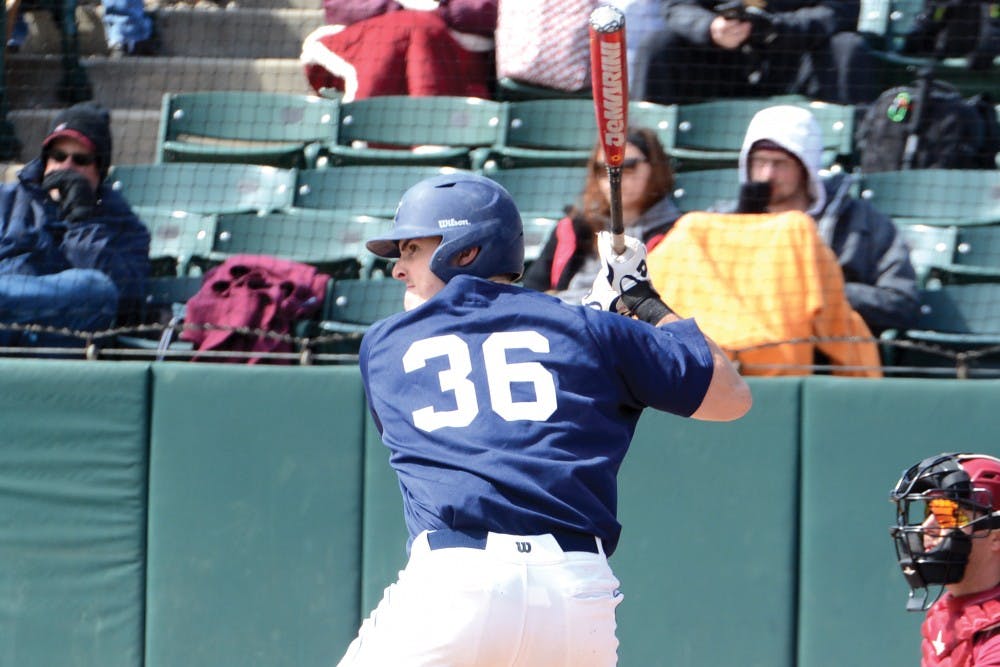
0, 159, 151, 321
735, 105, 919, 334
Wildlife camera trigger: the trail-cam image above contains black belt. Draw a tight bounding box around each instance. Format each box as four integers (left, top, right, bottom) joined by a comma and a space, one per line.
426, 528, 600, 554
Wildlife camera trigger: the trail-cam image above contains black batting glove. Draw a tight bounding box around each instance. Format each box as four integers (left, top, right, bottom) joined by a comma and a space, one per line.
41, 169, 97, 223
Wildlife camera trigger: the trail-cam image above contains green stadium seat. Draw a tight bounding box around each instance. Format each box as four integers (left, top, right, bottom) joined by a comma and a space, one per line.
670, 97, 854, 171
208, 208, 392, 279
627, 100, 678, 152
108, 163, 296, 216
136, 207, 217, 276
494, 77, 593, 101
672, 168, 738, 212
859, 169, 1000, 227
156, 91, 339, 169
944, 224, 1000, 279
881, 283, 1000, 374
325, 96, 503, 168
312, 278, 406, 356
481, 165, 586, 261
895, 223, 957, 284
117, 275, 204, 354
293, 165, 470, 218
477, 98, 597, 169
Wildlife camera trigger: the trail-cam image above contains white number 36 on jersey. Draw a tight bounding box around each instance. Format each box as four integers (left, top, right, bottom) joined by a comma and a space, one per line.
402, 331, 557, 432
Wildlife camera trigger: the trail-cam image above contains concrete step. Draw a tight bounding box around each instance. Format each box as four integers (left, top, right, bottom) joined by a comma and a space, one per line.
6, 54, 314, 110
228, 0, 321, 9
6, 107, 160, 165
13, 6, 324, 59
154, 8, 324, 59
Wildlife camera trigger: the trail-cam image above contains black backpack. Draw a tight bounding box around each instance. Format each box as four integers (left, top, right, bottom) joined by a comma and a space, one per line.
855, 79, 1000, 171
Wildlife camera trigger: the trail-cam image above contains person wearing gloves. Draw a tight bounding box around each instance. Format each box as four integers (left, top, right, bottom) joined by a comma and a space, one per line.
0, 101, 151, 347
339, 171, 750, 666
728, 104, 919, 336
630, 0, 877, 104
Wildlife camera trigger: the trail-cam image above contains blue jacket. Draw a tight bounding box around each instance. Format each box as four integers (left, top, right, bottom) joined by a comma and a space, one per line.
0, 159, 151, 319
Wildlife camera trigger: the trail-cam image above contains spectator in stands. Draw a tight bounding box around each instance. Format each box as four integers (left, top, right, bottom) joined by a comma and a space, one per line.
301, 0, 496, 101
522, 127, 680, 303
888, 452, 1000, 664
645, 204, 883, 376
727, 104, 919, 335
7, 0, 156, 57
494, 0, 597, 94
608, 0, 668, 86
630, 0, 879, 104
0, 101, 150, 347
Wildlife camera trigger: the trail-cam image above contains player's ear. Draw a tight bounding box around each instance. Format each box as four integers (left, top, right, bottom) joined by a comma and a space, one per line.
455, 247, 480, 267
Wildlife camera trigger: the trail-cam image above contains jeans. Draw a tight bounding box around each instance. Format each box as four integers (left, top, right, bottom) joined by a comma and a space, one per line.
0, 269, 118, 347
7, 0, 152, 49
101, 0, 153, 48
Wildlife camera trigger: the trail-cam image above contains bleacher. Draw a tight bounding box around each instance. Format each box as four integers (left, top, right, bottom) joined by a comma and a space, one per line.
0, 0, 997, 374
2, 2, 1000, 666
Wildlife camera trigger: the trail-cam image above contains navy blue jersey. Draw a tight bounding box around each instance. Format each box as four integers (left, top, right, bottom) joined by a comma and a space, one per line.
359, 275, 714, 556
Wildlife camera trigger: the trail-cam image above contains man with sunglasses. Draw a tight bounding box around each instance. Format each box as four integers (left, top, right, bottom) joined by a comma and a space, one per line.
890, 452, 1000, 666
0, 101, 150, 347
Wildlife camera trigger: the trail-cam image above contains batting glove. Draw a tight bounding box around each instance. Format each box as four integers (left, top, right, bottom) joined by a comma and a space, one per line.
595, 231, 649, 293
586, 231, 676, 325
582, 267, 623, 313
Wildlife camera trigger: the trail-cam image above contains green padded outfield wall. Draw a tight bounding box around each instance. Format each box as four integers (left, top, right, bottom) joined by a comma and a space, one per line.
360, 413, 409, 616
615, 377, 801, 667
0, 360, 149, 667
798, 377, 1000, 667
3, 360, 1000, 667
144, 364, 366, 667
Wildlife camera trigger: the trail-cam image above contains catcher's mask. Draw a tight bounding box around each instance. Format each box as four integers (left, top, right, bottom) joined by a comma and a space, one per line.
889, 452, 1000, 611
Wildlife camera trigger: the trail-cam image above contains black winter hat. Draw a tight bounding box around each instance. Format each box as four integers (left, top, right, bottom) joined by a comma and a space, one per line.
42, 101, 113, 181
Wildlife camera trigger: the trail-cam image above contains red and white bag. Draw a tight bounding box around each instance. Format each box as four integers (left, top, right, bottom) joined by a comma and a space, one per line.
494, 0, 599, 92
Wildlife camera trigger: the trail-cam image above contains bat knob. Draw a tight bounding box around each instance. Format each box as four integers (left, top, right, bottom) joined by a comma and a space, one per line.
589, 5, 625, 33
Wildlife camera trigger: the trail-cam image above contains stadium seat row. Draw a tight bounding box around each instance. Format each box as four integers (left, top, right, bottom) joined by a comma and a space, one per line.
155, 91, 859, 173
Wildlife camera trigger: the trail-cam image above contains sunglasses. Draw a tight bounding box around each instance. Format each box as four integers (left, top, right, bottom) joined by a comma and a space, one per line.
47, 149, 97, 167
925, 498, 973, 529
594, 157, 647, 172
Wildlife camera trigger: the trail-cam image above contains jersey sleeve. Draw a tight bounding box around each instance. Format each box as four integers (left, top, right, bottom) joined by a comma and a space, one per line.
581, 309, 715, 418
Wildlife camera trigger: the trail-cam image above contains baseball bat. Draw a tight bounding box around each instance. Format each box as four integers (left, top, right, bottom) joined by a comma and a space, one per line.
588, 4, 629, 255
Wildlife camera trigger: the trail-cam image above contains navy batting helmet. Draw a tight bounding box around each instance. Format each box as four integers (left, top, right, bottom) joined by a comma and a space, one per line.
366, 172, 524, 282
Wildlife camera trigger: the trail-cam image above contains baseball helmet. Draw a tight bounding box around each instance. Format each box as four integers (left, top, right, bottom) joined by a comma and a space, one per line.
889, 452, 1000, 610
366, 172, 524, 283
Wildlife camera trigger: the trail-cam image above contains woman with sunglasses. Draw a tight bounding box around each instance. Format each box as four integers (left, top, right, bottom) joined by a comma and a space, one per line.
0, 101, 150, 348
523, 127, 680, 303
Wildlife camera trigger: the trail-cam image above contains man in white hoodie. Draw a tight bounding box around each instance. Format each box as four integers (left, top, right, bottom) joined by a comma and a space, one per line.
731, 105, 919, 336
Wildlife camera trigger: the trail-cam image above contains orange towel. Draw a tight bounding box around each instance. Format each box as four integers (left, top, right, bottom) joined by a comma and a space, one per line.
646, 211, 882, 377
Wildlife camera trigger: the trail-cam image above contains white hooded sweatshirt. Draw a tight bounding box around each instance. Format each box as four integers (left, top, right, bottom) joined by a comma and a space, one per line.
737, 104, 827, 218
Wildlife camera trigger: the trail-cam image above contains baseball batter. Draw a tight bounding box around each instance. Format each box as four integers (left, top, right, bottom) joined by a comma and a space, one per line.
336, 172, 752, 666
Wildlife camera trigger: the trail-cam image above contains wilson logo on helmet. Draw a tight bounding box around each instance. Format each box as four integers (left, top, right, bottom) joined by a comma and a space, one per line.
437, 218, 471, 229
